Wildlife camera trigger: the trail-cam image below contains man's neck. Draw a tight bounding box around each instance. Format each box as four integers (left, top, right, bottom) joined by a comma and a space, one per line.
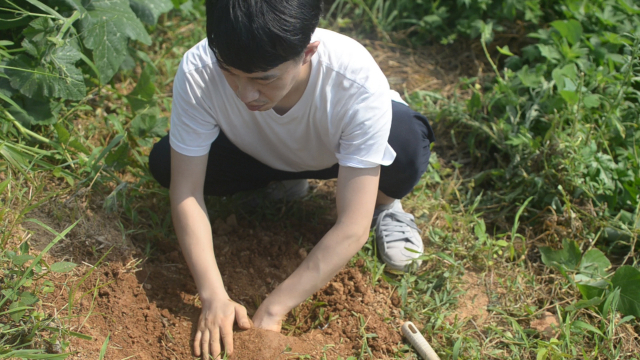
272, 61, 312, 116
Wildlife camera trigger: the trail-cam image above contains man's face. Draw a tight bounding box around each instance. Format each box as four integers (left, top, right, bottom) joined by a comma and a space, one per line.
219, 58, 304, 112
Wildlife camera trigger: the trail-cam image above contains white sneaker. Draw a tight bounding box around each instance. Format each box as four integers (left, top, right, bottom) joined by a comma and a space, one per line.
266, 179, 309, 201
373, 200, 424, 272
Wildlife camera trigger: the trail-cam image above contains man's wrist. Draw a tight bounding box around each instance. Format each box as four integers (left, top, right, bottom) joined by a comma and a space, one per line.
259, 295, 289, 319
199, 285, 229, 303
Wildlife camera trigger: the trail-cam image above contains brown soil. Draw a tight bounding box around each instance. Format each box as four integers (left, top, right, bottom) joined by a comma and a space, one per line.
230, 329, 324, 359
446, 271, 489, 326
287, 265, 403, 357
530, 311, 559, 339
26, 181, 405, 359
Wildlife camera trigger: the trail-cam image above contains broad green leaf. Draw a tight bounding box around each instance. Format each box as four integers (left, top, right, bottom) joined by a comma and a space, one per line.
583, 94, 600, 108
537, 348, 548, 360
6, 52, 85, 101
126, 65, 156, 113
69, 139, 91, 155
105, 142, 130, 171
19, 241, 29, 255
130, 0, 173, 25
19, 291, 39, 305
536, 44, 561, 63
50, 261, 78, 273
8, 96, 59, 126
552, 64, 577, 91
9, 18, 86, 100
54, 123, 70, 143
0, 76, 15, 97
550, 20, 583, 45
21, 18, 57, 59
578, 249, 611, 279
130, 113, 168, 147
12, 254, 35, 266
611, 266, 640, 318
560, 90, 578, 105
517, 65, 543, 88
566, 297, 603, 311
2, 289, 17, 301
539, 239, 581, 271
80, 0, 152, 84
8, 301, 26, 322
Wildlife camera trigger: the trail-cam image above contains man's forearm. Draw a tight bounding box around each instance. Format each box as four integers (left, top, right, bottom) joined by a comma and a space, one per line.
259, 222, 369, 317
171, 192, 227, 301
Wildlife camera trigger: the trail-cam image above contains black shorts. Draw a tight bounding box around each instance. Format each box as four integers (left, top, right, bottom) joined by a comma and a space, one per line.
149, 100, 435, 199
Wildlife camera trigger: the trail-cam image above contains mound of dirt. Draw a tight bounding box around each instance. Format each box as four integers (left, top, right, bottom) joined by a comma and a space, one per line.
38, 198, 405, 359
289, 265, 403, 357
231, 328, 324, 359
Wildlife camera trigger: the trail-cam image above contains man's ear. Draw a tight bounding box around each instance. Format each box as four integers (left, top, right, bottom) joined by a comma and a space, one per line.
302, 41, 320, 65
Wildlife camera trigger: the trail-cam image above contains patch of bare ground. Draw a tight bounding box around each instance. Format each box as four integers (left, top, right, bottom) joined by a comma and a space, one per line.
530, 311, 560, 339
364, 38, 480, 97
22, 179, 405, 359
446, 271, 490, 326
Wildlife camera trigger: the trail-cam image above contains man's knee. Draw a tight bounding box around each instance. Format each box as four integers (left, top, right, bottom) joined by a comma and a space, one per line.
148, 135, 171, 189
380, 102, 434, 198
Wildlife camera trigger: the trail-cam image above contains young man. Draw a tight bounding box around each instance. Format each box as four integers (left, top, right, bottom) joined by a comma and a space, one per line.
148, 0, 434, 358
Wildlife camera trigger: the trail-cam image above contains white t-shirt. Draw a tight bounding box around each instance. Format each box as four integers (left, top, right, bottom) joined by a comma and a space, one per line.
169, 28, 404, 172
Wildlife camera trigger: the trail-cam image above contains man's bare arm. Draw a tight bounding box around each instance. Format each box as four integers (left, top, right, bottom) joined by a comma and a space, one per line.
253, 165, 380, 326
170, 148, 250, 358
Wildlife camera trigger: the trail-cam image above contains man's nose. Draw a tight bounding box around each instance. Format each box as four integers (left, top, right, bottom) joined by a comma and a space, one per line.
236, 80, 259, 103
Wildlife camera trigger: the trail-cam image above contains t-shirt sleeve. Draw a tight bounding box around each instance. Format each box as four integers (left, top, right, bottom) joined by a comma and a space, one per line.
169, 62, 220, 156
335, 86, 396, 168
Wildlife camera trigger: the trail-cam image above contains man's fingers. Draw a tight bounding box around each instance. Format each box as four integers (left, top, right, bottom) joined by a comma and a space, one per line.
201, 329, 210, 360
194, 330, 203, 356
221, 323, 234, 355
210, 327, 221, 359
235, 304, 251, 329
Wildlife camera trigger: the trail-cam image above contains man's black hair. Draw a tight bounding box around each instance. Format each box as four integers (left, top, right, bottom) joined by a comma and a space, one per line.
206, 0, 322, 74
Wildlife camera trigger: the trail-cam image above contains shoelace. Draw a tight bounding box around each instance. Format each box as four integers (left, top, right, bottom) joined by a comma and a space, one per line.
375, 209, 422, 249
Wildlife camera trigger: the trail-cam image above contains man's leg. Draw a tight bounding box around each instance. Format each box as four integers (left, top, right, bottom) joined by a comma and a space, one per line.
148, 131, 339, 197
373, 100, 435, 271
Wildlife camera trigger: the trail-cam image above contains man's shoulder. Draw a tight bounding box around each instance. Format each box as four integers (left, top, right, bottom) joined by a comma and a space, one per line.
313, 28, 371, 62
180, 38, 217, 74
313, 29, 387, 94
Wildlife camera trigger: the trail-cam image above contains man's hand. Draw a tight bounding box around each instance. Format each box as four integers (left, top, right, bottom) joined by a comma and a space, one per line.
194, 296, 251, 359
169, 149, 250, 358
252, 305, 283, 332
247, 166, 380, 335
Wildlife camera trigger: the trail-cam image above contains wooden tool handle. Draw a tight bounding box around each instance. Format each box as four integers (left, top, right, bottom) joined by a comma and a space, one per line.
401, 321, 441, 360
